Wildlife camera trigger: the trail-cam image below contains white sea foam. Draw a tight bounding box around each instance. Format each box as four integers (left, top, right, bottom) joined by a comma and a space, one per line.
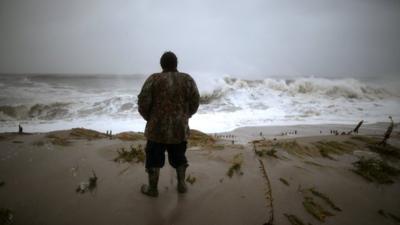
0, 74, 399, 133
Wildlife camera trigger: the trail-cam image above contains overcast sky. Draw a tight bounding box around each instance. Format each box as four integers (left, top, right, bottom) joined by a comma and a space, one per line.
0, 0, 399, 78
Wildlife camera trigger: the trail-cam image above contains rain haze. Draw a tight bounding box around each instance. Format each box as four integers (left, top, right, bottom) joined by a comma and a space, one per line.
0, 0, 400, 133
1, 0, 400, 77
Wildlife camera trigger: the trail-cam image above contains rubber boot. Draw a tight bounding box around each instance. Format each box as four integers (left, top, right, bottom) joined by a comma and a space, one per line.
141, 168, 159, 197
176, 165, 188, 193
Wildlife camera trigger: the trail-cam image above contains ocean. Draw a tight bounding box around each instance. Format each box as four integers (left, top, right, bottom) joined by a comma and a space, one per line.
0, 74, 399, 133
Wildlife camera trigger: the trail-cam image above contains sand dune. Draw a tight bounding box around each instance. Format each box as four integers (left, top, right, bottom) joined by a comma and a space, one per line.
0, 124, 399, 225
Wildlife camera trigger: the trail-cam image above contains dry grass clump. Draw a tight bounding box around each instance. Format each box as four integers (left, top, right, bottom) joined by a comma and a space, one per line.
70, 128, 106, 139
114, 145, 145, 163
227, 153, 244, 178
352, 157, 400, 184
188, 129, 215, 147
115, 132, 145, 141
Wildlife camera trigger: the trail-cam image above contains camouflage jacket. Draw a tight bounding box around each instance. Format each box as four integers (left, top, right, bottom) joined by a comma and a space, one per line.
138, 72, 200, 144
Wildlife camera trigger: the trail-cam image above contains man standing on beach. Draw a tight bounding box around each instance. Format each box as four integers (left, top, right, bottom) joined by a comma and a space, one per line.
138, 51, 200, 197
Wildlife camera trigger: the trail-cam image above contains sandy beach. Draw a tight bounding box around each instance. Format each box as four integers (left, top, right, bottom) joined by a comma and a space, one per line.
1, 123, 400, 225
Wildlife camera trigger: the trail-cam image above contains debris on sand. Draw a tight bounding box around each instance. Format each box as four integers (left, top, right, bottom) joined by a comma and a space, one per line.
76, 170, 98, 194
227, 153, 244, 178
115, 132, 145, 141
284, 214, 307, 225
186, 174, 196, 185
303, 196, 334, 222
0, 180, 5, 187
0, 208, 14, 225
352, 157, 400, 184
309, 188, 341, 211
279, 177, 290, 186
114, 145, 145, 163
188, 130, 215, 147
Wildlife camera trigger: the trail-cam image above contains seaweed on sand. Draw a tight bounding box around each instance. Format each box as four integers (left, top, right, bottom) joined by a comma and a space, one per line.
309, 188, 341, 211
284, 214, 307, 225
302, 196, 334, 222
227, 153, 244, 178
0, 208, 14, 225
279, 177, 290, 186
114, 145, 145, 163
352, 157, 400, 184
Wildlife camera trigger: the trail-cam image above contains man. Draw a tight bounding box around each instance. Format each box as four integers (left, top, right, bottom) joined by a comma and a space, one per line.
138, 51, 200, 197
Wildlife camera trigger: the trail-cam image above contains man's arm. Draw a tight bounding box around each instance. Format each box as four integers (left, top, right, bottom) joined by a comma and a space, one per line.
138, 75, 154, 121
187, 76, 200, 117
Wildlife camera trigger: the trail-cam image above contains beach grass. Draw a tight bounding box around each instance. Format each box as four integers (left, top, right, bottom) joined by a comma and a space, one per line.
367, 144, 400, 159
114, 145, 145, 163
284, 213, 307, 225
352, 157, 400, 184
309, 188, 341, 211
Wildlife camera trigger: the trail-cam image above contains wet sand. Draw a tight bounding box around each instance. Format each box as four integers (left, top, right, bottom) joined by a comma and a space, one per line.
0, 124, 399, 225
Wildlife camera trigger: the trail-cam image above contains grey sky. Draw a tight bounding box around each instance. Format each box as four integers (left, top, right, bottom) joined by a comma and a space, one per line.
0, 0, 399, 77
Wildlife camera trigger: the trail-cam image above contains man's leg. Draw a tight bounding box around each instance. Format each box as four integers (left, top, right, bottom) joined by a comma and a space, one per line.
141, 140, 166, 197
167, 141, 188, 193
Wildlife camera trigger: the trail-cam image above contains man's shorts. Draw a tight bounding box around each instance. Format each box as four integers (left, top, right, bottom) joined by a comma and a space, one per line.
145, 140, 188, 169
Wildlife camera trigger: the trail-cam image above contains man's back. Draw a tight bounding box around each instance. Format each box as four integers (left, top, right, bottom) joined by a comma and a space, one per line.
138, 51, 198, 197
138, 71, 200, 144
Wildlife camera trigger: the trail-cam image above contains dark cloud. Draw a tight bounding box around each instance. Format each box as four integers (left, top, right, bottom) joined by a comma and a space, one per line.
0, 0, 399, 77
